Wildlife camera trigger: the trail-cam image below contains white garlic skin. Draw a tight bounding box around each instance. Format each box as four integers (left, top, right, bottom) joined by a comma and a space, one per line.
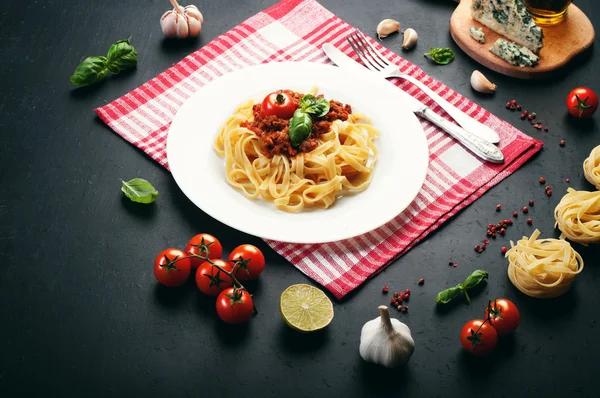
470, 70, 497, 94
160, 3, 203, 39
401, 28, 418, 50
359, 306, 415, 368
376, 19, 400, 40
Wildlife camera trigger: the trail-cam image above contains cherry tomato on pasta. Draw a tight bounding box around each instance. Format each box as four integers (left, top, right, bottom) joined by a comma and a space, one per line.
153, 248, 192, 287
261, 91, 297, 119
185, 233, 223, 270
566, 87, 598, 118
229, 244, 265, 281
484, 299, 520, 335
216, 288, 254, 324
460, 319, 498, 356
195, 259, 233, 296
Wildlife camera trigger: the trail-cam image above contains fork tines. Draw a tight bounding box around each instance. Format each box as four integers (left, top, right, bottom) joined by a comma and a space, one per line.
346, 31, 391, 72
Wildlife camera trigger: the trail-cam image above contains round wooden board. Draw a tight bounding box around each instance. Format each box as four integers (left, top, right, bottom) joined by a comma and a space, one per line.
450, 1, 595, 79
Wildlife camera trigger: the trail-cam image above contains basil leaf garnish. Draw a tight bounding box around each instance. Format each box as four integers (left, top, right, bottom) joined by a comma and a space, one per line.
106, 39, 138, 74
289, 109, 312, 147
121, 178, 159, 204
69, 56, 109, 87
300, 94, 330, 117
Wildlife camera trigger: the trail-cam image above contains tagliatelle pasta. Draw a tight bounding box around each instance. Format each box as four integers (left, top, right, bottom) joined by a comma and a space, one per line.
554, 188, 600, 244
214, 89, 379, 212
506, 229, 584, 299
583, 145, 600, 189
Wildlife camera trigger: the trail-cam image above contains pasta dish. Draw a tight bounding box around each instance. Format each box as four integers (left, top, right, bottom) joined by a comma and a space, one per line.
214, 88, 379, 212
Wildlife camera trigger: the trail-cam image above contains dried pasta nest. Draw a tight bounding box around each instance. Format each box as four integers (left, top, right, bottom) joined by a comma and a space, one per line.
506, 229, 584, 299
584, 145, 600, 190
554, 188, 600, 244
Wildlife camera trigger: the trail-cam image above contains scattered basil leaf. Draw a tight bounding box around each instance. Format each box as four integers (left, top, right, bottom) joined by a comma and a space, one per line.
463, 270, 489, 290
300, 94, 331, 117
121, 178, 159, 204
424, 47, 455, 65
106, 39, 138, 74
289, 109, 312, 147
69, 56, 109, 87
435, 285, 463, 305
435, 269, 489, 305
70, 39, 138, 87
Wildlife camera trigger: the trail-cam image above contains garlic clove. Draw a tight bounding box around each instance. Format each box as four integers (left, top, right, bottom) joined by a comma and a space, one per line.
376, 19, 400, 40
401, 28, 418, 50
187, 16, 202, 38
172, 12, 189, 39
185, 5, 203, 23
470, 70, 497, 94
160, 11, 180, 38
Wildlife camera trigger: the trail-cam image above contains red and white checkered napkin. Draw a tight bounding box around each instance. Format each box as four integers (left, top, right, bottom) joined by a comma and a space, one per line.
96, 0, 543, 299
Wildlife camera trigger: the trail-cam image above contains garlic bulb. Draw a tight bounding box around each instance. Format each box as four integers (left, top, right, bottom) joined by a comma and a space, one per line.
160, 0, 203, 39
376, 19, 400, 40
401, 28, 418, 50
470, 70, 496, 94
359, 305, 415, 368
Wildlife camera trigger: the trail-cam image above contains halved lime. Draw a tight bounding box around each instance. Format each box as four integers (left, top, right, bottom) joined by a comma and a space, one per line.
280, 284, 334, 332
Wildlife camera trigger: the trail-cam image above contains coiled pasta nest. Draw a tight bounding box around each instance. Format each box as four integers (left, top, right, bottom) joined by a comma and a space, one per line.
554, 188, 600, 244
506, 230, 583, 298
584, 145, 600, 189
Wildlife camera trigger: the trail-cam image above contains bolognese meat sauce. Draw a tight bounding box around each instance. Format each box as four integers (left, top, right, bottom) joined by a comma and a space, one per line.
240, 90, 352, 158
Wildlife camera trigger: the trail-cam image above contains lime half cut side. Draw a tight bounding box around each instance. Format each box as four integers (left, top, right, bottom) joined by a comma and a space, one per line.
280, 284, 334, 332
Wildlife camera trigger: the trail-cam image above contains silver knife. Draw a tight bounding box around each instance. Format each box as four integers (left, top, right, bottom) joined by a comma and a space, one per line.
322, 43, 504, 164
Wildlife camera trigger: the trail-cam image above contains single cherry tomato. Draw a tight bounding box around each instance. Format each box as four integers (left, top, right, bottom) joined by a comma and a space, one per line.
215, 287, 254, 324
566, 87, 598, 118
261, 90, 297, 119
185, 234, 223, 270
484, 299, 520, 335
195, 259, 233, 296
460, 319, 498, 356
229, 244, 266, 281
153, 248, 192, 287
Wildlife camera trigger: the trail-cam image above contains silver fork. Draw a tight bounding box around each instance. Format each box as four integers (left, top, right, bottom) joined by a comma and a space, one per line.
346, 31, 500, 144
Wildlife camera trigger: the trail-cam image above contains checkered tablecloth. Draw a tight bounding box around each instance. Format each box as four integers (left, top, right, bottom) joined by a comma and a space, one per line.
96, 0, 543, 299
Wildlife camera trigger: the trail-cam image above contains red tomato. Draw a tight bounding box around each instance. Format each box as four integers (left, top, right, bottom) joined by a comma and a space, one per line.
261, 91, 297, 119
215, 288, 254, 324
195, 259, 233, 296
460, 319, 498, 356
229, 244, 265, 281
153, 248, 192, 287
185, 234, 223, 270
566, 87, 598, 118
484, 299, 520, 335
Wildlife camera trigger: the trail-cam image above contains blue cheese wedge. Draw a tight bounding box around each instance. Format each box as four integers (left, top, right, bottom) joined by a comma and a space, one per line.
472, 0, 543, 54
490, 38, 539, 67
470, 26, 486, 43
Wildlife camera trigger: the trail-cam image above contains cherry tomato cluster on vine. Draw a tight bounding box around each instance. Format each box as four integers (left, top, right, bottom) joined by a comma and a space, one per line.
153, 233, 265, 325
460, 298, 520, 356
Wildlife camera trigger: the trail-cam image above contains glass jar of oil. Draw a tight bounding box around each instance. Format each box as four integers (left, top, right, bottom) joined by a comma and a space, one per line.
524, 0, 572, 25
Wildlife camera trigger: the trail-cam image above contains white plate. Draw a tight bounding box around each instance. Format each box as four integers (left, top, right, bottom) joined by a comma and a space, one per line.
167, 62, 429, 244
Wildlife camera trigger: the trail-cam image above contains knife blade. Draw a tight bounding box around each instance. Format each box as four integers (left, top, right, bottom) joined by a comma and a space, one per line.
322, 43, 504, 164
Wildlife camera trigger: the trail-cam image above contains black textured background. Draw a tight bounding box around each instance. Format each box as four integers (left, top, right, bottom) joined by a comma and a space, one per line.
1, 0, 599, 397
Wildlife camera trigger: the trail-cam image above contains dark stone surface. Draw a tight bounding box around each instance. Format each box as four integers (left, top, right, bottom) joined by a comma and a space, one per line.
1, 0, 599, 397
